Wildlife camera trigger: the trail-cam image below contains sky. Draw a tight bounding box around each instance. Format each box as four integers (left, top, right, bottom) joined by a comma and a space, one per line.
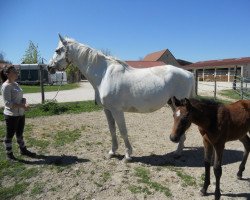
0, 0, 250, 64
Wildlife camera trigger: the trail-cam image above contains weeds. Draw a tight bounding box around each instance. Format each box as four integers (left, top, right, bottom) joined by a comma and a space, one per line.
168, 167, 197, 187
132, 167, 172, 197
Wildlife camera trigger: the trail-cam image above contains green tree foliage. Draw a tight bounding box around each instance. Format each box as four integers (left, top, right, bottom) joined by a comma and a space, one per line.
65, 64, 81, 83
21, 41, 41, 64
0, 51, 11, 64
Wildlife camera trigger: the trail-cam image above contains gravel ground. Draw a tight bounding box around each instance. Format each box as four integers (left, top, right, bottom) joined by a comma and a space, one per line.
10, 106, 250, 200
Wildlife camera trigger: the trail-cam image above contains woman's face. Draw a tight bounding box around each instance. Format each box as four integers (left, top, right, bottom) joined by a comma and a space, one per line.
7, 68, 19, 81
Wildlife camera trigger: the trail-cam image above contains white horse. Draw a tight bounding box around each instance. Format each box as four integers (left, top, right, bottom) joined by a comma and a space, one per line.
48, 34, 196, 161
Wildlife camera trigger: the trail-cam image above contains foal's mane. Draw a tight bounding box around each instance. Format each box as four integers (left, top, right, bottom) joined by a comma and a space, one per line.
190, 98, 222, 107
65, 37, 130, 69
189, 98, 223, 112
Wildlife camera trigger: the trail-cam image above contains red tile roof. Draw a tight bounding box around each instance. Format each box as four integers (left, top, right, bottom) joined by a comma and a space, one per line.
143, 49, 167, 61
185, 57, 250, 69
126, 61, 166, 68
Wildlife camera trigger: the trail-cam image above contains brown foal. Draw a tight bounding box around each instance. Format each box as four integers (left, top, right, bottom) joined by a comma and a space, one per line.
169, 97, 250, 200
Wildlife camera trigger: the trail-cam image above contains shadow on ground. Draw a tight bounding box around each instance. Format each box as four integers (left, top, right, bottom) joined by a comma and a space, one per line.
132, 147, 244, 167
16, 154, 90, 166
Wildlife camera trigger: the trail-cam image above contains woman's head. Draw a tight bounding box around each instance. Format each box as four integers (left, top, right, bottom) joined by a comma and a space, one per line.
0, 65, 18, 83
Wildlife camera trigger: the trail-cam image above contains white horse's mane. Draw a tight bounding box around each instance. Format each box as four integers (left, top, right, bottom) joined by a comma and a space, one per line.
64, 37, 130, 68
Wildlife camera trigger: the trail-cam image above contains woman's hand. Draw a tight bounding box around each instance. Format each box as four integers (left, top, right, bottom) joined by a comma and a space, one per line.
23, 103, 30, 111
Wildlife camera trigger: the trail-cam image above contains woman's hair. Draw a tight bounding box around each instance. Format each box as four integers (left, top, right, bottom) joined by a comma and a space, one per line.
0, 65, 15, 83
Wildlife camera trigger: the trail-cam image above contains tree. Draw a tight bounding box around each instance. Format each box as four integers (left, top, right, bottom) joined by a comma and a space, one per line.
0, 51, 11, 64
21, 41, 41, 64
65, 64, 81, 83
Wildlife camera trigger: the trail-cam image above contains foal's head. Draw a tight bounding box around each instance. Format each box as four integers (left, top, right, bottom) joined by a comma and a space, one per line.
169, 97, 193, 143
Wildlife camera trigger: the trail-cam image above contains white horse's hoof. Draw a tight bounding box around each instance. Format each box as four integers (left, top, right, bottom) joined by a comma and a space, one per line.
123, 156, 132, 163
108, 150, 116, 159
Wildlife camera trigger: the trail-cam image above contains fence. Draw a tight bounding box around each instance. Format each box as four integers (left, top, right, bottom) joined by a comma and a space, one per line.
195, 71, 250, 100
233, 76, 250, 100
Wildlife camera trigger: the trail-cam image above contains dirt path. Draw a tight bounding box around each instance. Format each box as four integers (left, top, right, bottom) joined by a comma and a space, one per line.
13, 107, 250, 199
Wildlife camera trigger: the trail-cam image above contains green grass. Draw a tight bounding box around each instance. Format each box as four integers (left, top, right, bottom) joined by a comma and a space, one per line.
132, 167, 172, 197
54, 129, 82, 147
0, 100, 102, 121
219, 89, 250, 100
168, 167, 197, 187
128, 185, 152, 195
0, 182, 30, 200
21, 83, 80, 93
30, 182, 46, 196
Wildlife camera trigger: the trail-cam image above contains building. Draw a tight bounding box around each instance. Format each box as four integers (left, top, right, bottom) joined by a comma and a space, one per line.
143, 49, 181, 66
183, 57, 250, 82
126, 49, 191, 68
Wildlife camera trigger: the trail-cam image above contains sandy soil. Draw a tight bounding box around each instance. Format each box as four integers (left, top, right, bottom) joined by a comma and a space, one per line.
12, 106, 250, 200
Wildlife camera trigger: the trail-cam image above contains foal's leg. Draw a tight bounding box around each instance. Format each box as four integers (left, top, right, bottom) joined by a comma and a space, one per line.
237, 135, 250, 179
200, 138, 213, 196
111, 110, 133, 161
104, 109, 118, 157
213, 143, 225, 200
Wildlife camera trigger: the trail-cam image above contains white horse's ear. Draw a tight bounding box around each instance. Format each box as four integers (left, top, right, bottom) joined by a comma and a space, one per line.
58, 33, 67, 46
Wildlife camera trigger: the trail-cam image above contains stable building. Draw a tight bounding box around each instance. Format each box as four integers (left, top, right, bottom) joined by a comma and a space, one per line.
183, 57, 250, 82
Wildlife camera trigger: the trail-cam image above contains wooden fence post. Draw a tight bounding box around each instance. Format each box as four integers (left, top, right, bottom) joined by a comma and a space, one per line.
39, 65, 45, 103
194, 69, 198, 95
214, 68, 217, 100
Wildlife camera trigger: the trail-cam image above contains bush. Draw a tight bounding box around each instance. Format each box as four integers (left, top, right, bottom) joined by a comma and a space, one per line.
39, 100, 68, 115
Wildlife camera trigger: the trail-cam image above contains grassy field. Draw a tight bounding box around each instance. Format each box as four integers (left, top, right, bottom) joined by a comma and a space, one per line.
0, 100, 102, 121
21, 83, 79, 93
219, 89, 250, 100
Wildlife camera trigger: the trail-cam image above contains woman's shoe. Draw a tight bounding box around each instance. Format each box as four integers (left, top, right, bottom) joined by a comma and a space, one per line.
7, 152, 16, 160
20, 147, 36, 157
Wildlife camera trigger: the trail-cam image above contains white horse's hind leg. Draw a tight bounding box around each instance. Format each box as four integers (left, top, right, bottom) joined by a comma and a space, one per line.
104, 109, 118, 157
111, 110, 133, 161
174, 134, 186, 157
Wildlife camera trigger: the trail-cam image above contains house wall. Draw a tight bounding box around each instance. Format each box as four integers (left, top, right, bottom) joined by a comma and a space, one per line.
159, 51, 180, 66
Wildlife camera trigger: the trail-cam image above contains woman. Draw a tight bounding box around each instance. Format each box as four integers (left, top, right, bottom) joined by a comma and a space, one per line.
0, 65, 35, 160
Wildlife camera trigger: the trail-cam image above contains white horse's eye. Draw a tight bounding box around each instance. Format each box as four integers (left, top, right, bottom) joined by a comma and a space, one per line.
55, 49, 61, 54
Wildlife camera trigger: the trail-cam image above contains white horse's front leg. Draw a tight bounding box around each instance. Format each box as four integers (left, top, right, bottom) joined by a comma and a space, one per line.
111, 110, 133, 161
104, 109, 118, 157
174, 134, 186, 157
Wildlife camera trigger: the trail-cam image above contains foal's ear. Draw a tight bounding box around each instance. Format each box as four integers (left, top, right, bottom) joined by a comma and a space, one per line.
173, 96, 181, 107
184, 98, 192, 109
58, 33, 68, 46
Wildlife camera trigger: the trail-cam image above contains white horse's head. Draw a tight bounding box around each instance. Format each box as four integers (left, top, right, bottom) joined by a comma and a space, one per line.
48, 34, 71, 74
